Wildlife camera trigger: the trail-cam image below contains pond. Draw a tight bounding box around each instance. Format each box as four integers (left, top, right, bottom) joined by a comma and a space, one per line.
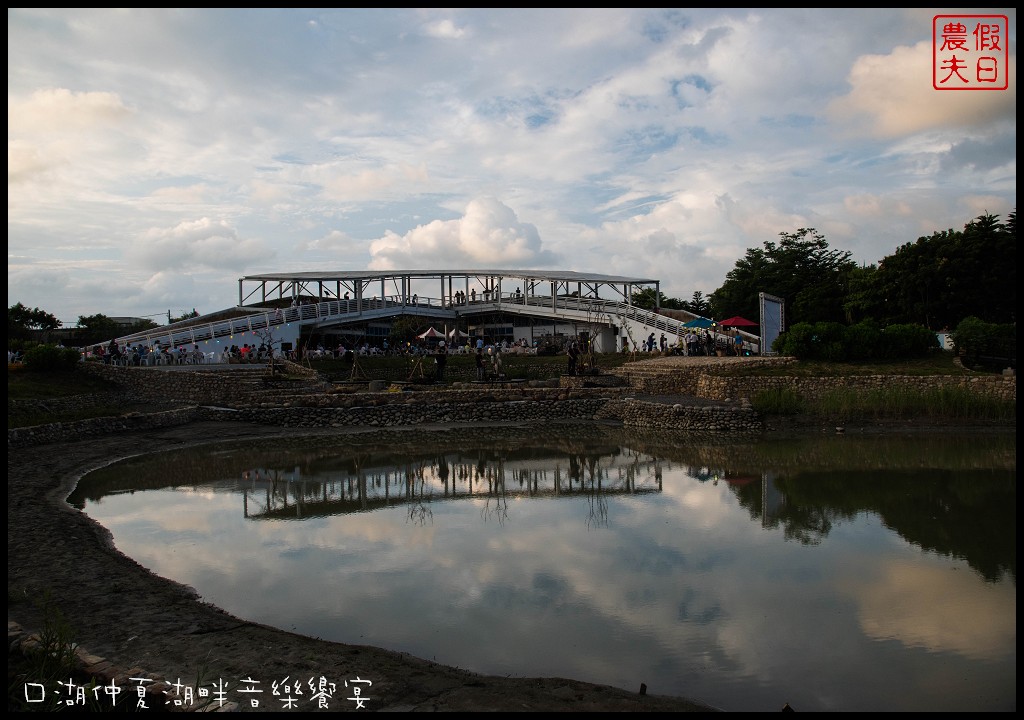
68, 425, 1016, 712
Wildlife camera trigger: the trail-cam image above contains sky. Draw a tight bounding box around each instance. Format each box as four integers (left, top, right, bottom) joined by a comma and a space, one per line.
8, 8, 1017, 326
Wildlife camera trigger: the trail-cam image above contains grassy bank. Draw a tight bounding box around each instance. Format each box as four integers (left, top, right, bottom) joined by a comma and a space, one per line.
751, 384, 1015, 423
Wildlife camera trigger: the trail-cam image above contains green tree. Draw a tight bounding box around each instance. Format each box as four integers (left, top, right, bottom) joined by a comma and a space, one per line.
711, 228, 856, 328
868, 212, 1015, 328
389, 316, 421, 347
75, 314, 121, 347
8, 302, 62, 340
841, 264, 885, 324
630, 289, 684, 311
684, 291, 711, 316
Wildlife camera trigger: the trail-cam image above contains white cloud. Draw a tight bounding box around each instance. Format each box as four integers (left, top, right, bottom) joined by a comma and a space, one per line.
129, 218, 275, 272
368, 197, 556, 269
827, 42, 1017, 138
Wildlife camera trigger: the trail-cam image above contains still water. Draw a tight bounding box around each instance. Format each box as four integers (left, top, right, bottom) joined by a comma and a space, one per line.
69, 425, 1016, 712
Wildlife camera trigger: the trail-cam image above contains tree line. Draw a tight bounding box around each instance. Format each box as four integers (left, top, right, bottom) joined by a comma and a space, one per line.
633, 210, 1015, 332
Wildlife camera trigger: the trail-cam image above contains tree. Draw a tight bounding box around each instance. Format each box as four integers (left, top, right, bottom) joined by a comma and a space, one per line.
76, 314, 122, 347
868, 212, 1015, 328
389, 316, 421, 347
630, 288, 684, 311
841, 264, 886, 324
711, 228, 856, 328
684, 291, 711, 316
8, 302, 62, 340
251, 326, 287, 376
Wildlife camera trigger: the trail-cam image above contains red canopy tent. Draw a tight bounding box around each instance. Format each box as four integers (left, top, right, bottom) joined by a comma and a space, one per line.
717, 316, 758, 330
416, 327, 444, 339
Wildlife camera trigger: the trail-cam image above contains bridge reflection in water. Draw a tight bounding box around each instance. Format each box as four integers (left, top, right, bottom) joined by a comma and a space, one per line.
240, 449, 665, 524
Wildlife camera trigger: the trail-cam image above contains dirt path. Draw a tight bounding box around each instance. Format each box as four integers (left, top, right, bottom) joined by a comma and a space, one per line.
8, 421, 720, 712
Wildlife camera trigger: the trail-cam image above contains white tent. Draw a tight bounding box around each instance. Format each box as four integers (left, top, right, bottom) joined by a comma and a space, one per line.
448, 328, 469, 340
417, 327, 443, 339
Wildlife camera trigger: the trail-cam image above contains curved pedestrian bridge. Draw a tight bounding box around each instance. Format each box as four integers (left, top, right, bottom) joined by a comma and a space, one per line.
113, 269, 762, 354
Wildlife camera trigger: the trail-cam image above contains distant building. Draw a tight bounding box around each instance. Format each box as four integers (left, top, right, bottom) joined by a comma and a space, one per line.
109, 317, 151, 327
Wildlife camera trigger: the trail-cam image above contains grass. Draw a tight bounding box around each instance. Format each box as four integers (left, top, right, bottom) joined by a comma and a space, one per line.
7, 365, 118, 399
7, 366, 130, 429
751, 381, 1015, 423
7, 592, 111, 712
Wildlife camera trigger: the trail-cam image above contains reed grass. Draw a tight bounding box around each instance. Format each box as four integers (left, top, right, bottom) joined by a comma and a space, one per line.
756, 385, 1015, 422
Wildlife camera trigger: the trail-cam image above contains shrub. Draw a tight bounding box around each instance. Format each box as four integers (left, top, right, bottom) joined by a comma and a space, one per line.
951, 316, 1016, 370
880, 323, 939, 359
773, 323, 816, 358
22, 344, 82, 372
775, 321, 940, 361
843, 321, 883, 361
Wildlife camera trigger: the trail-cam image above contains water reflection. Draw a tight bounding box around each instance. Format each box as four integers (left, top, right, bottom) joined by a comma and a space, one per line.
69, 426, 1015, 712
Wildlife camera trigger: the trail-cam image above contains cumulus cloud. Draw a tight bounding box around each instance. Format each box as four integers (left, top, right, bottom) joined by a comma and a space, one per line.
7, 88, 135, 186
7, 87, 131, 135
827, 41, 1017, 138
368, 198, 558, 269
422, 18, 468, 40
128, 218, 275, 272
294, 229, 364, 258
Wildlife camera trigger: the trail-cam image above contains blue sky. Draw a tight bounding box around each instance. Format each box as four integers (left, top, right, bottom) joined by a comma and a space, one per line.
8, 8, 1017, 325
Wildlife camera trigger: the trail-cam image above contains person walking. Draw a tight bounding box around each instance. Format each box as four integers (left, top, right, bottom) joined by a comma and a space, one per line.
567, 340, 579, 375
435, 341, 447, 381
490, 345, 503, 377
475, 347, 486, 380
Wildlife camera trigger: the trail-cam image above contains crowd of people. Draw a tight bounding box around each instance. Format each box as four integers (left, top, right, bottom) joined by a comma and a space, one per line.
632, 328, 749, 356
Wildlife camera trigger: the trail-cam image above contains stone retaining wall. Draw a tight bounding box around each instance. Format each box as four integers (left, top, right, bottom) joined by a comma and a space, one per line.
599, 399, 761, 435
7, 406, 205, 448
6, 397, 761, 448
